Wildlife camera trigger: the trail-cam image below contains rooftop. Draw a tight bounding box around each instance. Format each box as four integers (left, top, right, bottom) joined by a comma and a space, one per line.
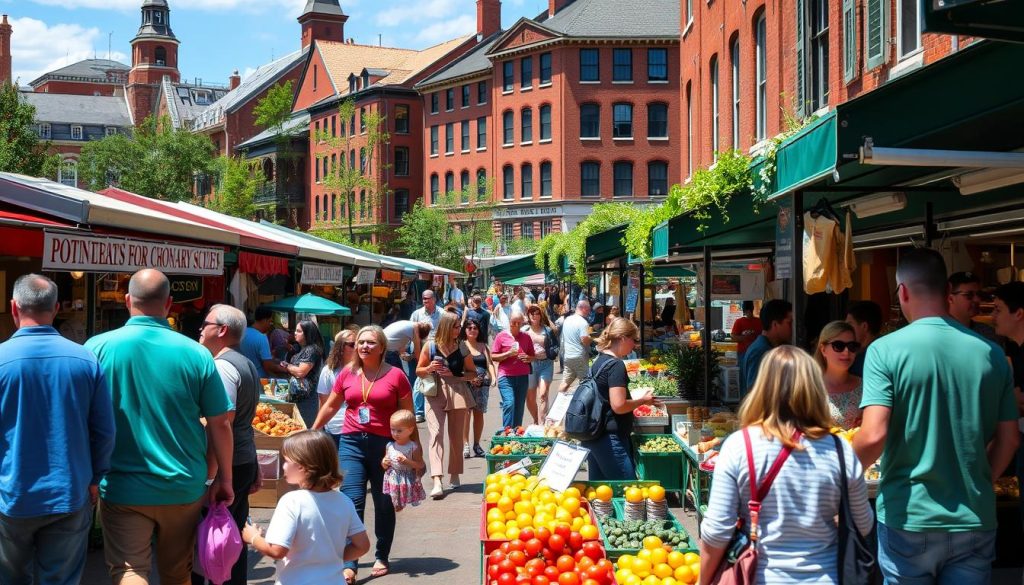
417, 32, 503, 88
537, 0, 679, 38
21, 91, 131, 127
29, 58, 129, 88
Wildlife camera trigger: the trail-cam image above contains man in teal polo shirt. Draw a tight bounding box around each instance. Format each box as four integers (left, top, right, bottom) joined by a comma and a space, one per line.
854, 248, 1019, 583
86, 269, 235, 585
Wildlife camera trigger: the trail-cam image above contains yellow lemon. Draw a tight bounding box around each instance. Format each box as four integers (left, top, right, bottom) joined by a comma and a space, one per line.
660, 578, 677, 585
616, 569, 633, 584
642, 536, 664, 551
580, 524, 599, 540
497, 497, 514, 513
487, 520, 506, 535
653, 563, 674, 579
637, 549, 653, 562
682, 552, 699, 566
514, 501, 534, 515
505, 520, 518, 530
595, 484, 614, 502
650, 548, 668, 566
506, 526, 520, 540
643, 575, 661, 585
561, 496, 581, 515
485, 473, 498, 485
563, 487, 582, 500
631, 557, 652, 577
571, 517, 584, 532
505, 511, 517, 521
586, 490, 597, 501
689, 563, 700, 579
666, 551, 685, 569
673, 565, 694, 584
555, 509, 572, 523
516, 513, 533, 527
624, 575, 642, 585
617, 555, 635, 571
487, 508, 505, 523
486, 491, 501, 504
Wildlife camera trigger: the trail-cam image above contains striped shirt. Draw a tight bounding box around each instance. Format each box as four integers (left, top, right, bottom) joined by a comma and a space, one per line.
702, 427, 874, 584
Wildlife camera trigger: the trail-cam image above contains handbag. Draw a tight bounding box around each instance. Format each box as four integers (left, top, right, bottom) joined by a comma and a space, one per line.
832, 435, 881, 585
712, 428, 799, 585
418, 342, 439, 397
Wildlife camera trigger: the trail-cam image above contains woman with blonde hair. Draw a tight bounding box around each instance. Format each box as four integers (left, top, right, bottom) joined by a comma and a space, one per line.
579, 318, 659, 480
699, 346, 873, 584
813, 320, 863, 429
416, 310, 477, 498
523, 305, 556, 424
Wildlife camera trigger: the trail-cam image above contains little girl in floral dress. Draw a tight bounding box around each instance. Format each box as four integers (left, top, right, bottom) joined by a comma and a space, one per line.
381, 409, 426, 511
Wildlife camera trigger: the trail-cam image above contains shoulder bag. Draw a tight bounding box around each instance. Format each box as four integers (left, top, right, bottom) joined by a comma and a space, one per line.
831, 435, 881, 585
713, 428, 799, 585
418, 342, 439, 397
563, 358, 619, 441
544, 326, 559, 361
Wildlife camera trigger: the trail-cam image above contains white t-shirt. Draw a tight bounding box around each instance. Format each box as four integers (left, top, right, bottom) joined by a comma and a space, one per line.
264, 489, 366, 585
384, 320, 417, 352
215, 359, 240, 409
409, 306, 441, 340
316, 365, 346, 435
561, 313, 590, 359
448, 287, 465, 307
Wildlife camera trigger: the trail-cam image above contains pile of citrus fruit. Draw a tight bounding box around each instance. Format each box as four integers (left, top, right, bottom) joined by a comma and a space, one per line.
484, 474, 598, 540
623, 485, 666, 503
582, 484, 615, 503
612, 537, 700, 585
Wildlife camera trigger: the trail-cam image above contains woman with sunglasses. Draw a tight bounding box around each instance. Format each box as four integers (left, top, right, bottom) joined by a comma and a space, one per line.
315, 330, 355, 449
460, 317, 496, 458
813, 320, 863, 429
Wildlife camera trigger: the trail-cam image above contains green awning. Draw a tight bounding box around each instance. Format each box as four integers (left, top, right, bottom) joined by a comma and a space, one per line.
651, 265, 695, 278
264, 293, 351, 316
660, 194, 775, 257
491, 254, 539, 281
750, 112, 838, 202
650, 222, 669, 260
585, 225, 627, 267
926, 0, 1024, 43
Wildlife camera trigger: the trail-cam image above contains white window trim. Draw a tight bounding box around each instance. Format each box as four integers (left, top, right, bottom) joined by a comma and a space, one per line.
461, 149, 471, 154
539, 138, 553, 144
683, 20, 694, 38
39, 123, 51, 139
896, 0, 923, 61
502, 89, 514, 95
539, 82, 553, 88
503, 143, 515, 148
579, 80, 601, 85
521, 86, 533, 92
71, 125, 83, 140
477, 146, 488, 152
430, 153, 439, 159
888, 50, 924, 80
521, 140, 533, 146
105, 126, 118, 136
445, 151, 455, 156
580, 137, 602, 142
648, 80, 670, 84
613, 137, 634, 142
611, 80, 635, 85
539, 195, 554, 200
648, 136, 670, 142
461, 105, 470, 110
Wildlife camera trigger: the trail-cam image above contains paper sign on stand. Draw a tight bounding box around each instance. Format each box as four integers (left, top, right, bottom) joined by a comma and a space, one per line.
497, 457, 535, 476
537, 441, 590, 493
544, 392, 573, 425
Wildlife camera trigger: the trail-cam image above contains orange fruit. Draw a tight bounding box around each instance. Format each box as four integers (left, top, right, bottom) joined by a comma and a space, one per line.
648, 485, 666, 502
682, 552, 700, 565
580, 524, 599, 539
630, 557, 653, 578
595, 484, 614, 502
625, 487, 644, 503
561, 496, 581, 515
642, 536, 664, 550
674, 565, 695, 584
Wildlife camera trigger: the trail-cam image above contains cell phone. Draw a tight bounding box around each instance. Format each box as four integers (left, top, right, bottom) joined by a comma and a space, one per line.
726, 529, 751, 563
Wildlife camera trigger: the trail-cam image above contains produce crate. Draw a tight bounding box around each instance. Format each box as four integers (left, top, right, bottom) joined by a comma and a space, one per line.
481, 542, 614, 585
253, 402, 307, 451
490, 434, 555, 446
594, 498, 697, 560
485, 453, 545, 474
631, 434, 686, 496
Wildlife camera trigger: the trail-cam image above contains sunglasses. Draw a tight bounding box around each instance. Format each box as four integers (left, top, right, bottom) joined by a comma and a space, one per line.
825, 340, 861, 353
199, 321, 222, 331
343, 342, 356, 348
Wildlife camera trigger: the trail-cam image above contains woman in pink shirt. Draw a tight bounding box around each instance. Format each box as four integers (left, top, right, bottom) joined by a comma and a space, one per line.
491, 311, 535, 428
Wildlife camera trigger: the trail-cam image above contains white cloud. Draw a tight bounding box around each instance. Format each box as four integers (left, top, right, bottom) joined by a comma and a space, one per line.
413, 13, 475, 44
375, 0, 462, 27
9, 17, 128, 85
26, 0, 309, 16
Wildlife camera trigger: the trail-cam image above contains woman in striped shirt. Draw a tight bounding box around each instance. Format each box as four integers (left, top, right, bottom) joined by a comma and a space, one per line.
700, 345, 874, 584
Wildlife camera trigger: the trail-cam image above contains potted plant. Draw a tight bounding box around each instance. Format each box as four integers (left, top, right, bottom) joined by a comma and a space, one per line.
675, 344, 722, 402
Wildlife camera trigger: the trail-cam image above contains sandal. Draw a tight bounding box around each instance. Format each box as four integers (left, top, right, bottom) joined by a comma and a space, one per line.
371, 561, 390, 578
343, 568, 357, 584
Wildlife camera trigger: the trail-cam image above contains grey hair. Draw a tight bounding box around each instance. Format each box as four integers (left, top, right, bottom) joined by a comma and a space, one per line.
509, 310, 525, 324
576, 299, 591, 310
13, 274, 58, 314
209, 304, 246, 340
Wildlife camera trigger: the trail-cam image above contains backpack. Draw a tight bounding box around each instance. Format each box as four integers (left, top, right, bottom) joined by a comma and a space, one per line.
543, 326, 559, 361
563, 358, 619, 441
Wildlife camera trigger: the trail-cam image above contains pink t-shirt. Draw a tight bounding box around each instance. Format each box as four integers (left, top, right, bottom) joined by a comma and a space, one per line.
492, 330, 536, 378
332, 365, 411, 437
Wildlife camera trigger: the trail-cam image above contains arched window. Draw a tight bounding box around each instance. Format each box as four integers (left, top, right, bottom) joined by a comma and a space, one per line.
503, 165, 514, 200
730, 36, 741, 149
521, 108, 533, 143
521, 163, 533, 199
647, 102, 669, 138
710, 55, 719, 159
755, 11, 768, 141
477, 168, 487, 198
430, 174, 439, 204
155, 46, 167, 66
460, 170, 470, 203
503, 110, 514, 145
539, 105, 552, 141
445, 172, 455, 197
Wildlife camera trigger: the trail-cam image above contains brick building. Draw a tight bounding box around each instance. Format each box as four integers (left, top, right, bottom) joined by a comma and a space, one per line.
416, 0, 681, 247
680, 0, 979, 174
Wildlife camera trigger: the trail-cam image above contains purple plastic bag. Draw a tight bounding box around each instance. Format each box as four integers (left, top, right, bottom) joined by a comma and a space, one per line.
196, 502, 243, 585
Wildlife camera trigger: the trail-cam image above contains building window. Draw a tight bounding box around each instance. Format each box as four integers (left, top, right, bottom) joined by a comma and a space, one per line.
521, 163, 533, 199
71, 125, 83, 140
431, 93, 439, 114
521, 57, 533, 89
59, 159, 77, 187
349, 149, 355, 169
686, 83, 692, 177
897, 0, 921, 58
155, 46, 166, 66
330, 153, 337, 173
395, 105, 409, 133
462, 84, 471, 107
810, 0, 830, 111
330, 115, 337, 137
613, 48, 633, 82
359, 147, 366, 173
540, 220, 552, 238
430, 174, 439, 204
649, 161, 668, 196
613, 103, 633, 138
394, 147, 409, 176
105, 126, 118, 137
580, 49, 599, 82
315, 197, 319, 219
648, 48, 668, 81
539, 52, 552, 85
580, 103, 600, 138
503, 165, 514, 200
521, 221, 534, 240
394, 189, 410, 220
755, 13, 767, 141
521, 108, 533, 143
446, 88, 455, 111
323, 157, 329, 179
461, 170, 471, 202
430, 125, 439, 155
502, 222, 514, 243
445, 171, 455, 196
685, 0, 693, 26
539, 105, 551, 141
38, 123, 51, 139
477, 117, 487, 149
460, 120, 470, 152
349, 114, 355, 135
477, 169, 487, 198
865, 0, 888, 70
359, 190, 366, 219
731, 38, 741, 149
445, 122, 454, 154
581, 162, 600, 197
503, 111, 514, 145
710, 56, 719, 158
843, 0, 857, 82
540, 161, 552, 197
648, 102, 668, 138
613, 162, 633, 197
478, 81, 488, 104
503, 61, 514, 92
360, 108, 367, 133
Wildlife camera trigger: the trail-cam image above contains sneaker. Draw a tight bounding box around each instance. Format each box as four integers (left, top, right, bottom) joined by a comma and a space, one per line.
473, 443, 486, 458
415, 414, 425, 423
449, 476, 461, 490
463, 444, 471, 459
430, 480, 444, 499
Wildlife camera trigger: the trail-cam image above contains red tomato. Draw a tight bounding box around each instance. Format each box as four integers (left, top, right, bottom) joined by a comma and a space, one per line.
508, 540, 527, 553
490, 550, 507, 565
582, 541, 604, 562
519, 528, 536, 542
557, 572, 581, 585
543, 566, 561, 581
568, 532, 584, 552
594, 559, 613, 573
500, 542, 511, 554
508, 551, 527, 567
554, 523, 572, 540
555, 555, 576, 574
585, 564, 608, 585
525, 558, 547, 577
525, 538, 544, 558
498, 573, 517, 585
582, 579, 601, 585
541, 547, 557, 562
488, 563, 501, 579
497, 559, 516, 575
532, 576, 550, 585
547, 534, 565, 552
535, 527, 551, 545
576, 556, 594, 571
574, 549, 587, 563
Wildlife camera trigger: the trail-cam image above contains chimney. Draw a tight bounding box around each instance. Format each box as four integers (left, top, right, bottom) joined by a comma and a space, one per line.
548, 0, 572, 18
0, 15, 12, 86
229, 70, 241, 90
477, 0, 501, 39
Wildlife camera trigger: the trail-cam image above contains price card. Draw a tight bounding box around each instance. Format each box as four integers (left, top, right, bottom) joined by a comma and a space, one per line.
544, 392, 573, 425
630, 388, 653, 400
498, 457, 535, 476
537, 441, 590, 493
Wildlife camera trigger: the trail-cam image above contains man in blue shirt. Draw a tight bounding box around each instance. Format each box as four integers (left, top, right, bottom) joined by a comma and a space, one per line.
0, 274, 116, 585
739, 299, 793, 396
240, 305, 286, 379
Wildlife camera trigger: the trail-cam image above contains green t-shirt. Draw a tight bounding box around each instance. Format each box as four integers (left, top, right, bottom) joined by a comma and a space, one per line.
86, 316, 230, 506
861, 316, 1016, 531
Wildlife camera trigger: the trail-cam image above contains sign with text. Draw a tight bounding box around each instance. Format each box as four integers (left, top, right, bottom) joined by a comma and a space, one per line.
625, 272, 641, 314
774, 205, 793, 279
169, 275, 203, 304
492, 205, 563, 219
301, 263, 344, 285
354, 268, 377, 285
544, 392, 573, 425
537, 441, 590, 493
43, 232, 223, 276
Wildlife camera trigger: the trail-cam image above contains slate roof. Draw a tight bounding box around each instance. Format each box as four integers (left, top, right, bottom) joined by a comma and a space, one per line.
538, 0, 679, 38
21, 91, 131, 127
160, 77, 230, 129
191, 48, 308, 131
28, 58, 129, 87
302, 0, 344, 17
416, 32, 503, 88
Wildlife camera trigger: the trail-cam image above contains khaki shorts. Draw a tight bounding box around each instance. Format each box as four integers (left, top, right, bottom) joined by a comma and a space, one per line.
101, 498, 204, 585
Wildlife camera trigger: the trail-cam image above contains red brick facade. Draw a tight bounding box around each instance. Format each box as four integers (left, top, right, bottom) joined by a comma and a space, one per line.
1, 15, 13, 85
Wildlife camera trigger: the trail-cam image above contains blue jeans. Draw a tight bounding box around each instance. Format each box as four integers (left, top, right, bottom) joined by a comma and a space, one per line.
876, 522, 996, 585
582, 432, 636, 481
0, 503, 93, 585
497, 375, 529, 428
339, 432, 396, 570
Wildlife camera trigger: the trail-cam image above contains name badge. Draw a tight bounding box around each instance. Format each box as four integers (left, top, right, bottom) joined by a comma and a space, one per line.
357, 405, 371, 424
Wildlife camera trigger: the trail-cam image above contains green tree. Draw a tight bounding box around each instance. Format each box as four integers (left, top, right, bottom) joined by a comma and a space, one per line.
78, 115, 214, 201
307, 227, 381, 254
395, 202, 465, 271
253, 80, 295, 132
204, 155, 261, 218
430, 177, 495, 268
0, 82, 60, 177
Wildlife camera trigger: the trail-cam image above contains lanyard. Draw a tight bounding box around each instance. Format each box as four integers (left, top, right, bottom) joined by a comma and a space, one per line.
360, 367, 381, 404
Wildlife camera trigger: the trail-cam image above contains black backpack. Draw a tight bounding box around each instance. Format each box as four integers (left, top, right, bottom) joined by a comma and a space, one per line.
543, 326, 559, 361
563, 359, 618, 441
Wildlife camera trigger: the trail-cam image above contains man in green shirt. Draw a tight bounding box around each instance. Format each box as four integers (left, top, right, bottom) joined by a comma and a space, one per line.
85, 269, 235, 585
854, 249, 1018, 583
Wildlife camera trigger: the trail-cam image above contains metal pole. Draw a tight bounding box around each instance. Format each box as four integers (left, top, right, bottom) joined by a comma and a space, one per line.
639, 264, 646, 353
702, 245, 712, 406
791, 192, 805, 346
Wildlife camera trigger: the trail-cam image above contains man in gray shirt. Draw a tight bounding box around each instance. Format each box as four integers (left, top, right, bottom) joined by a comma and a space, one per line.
559, 300, 593, 393
408, 289, 442, 421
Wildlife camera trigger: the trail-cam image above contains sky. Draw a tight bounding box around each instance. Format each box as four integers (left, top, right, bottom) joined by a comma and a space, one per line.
3, 0, 546, 87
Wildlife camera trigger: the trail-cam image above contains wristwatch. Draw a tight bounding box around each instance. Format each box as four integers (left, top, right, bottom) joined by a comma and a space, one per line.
205, 478, 215, 487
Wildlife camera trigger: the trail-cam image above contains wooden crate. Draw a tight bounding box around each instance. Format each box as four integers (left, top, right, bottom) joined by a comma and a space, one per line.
253, 402, 308, 451
249, 479, 298, 508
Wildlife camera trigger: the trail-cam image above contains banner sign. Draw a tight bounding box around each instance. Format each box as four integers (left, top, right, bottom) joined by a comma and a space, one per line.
43, 232, 223, 276
169, 275, 203, 304
301, 263, 345, 285
354, 268, 377, 285
381, 269, 402, 282
774, 205, 793, 280
625, 272, 641, 314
